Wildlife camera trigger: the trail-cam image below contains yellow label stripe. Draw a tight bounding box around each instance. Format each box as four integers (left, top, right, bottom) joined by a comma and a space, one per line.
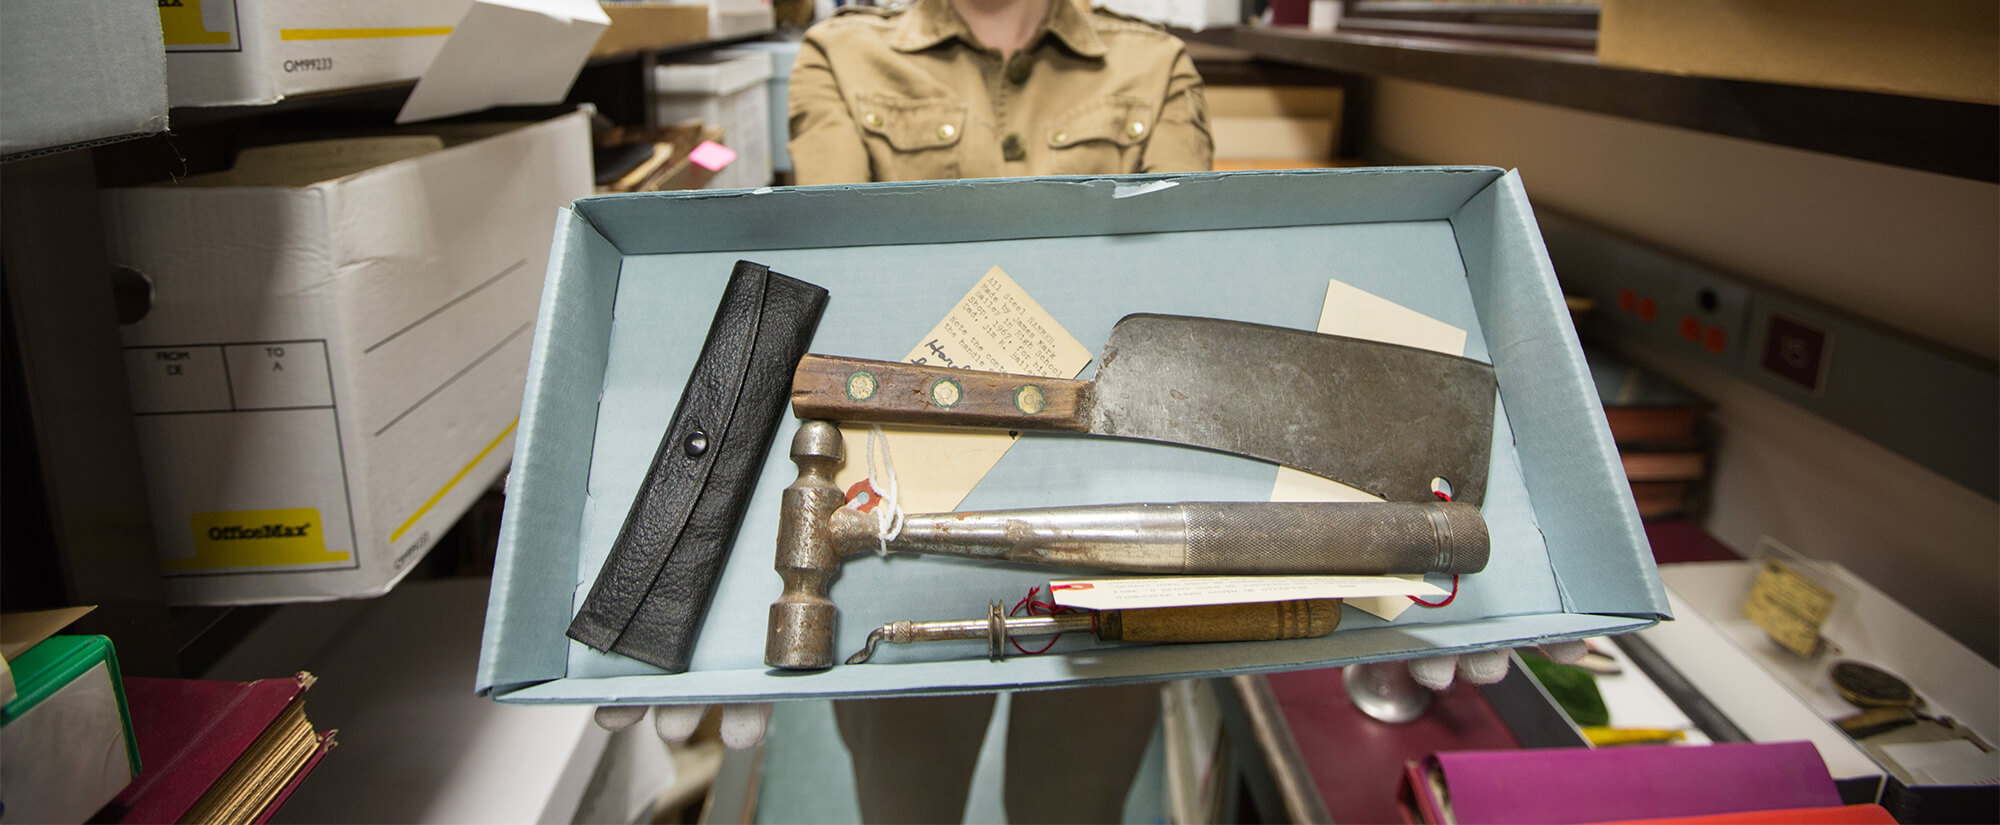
280, 27, 454, 41
390, 419, 517, 543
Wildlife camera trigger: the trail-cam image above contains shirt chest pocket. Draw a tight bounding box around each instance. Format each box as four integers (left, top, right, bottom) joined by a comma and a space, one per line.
853, 93, 968, 182
1044, 97, 1152, 175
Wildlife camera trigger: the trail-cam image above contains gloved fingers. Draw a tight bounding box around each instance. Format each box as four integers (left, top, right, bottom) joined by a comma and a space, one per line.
654, 704, 711, 744
1407, 655, 1460, 691
593, 705, 648, 732
1457, 648, 1513, 685
718, 702, 775, 750
1539, 639, 1589, 665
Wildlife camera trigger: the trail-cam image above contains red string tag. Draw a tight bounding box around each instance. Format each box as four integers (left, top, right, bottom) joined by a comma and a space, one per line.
1410, 488, 1460, 607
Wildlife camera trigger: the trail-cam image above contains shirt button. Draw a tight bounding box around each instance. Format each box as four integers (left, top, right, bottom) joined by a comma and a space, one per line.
1127, 121, 1147, 138
1002, 133, 1025, 161
1006, 59, 1031, 84
937, 123, 957, 140
864, 112, 883, 129
1050, 130, 1068, 144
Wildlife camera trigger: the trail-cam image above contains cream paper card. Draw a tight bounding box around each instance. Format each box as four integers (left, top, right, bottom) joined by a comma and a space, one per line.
1272, 280, 1469, 620
830, 267, 1094, 515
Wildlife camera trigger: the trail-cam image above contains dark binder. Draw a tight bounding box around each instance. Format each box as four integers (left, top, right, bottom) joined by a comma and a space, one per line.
566, 260, 829, 672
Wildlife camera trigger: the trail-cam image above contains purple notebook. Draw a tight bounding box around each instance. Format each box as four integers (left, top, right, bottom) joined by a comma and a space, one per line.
1421, 741, 1843, 824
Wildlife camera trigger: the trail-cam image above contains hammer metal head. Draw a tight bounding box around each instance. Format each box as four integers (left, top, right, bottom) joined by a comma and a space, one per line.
765, 421, 848, 669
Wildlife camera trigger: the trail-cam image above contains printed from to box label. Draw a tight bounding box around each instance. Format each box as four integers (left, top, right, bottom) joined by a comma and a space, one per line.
1048, 576, 1446, 612
127, 339, 362, 576
1741, 557, 1837, 657
160, 0, 242, 52
832, 266, 1093, 515
176, 508, 351, 570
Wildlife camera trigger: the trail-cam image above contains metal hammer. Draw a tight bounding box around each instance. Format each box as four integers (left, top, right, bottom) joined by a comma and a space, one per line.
765, 421, 1489, 669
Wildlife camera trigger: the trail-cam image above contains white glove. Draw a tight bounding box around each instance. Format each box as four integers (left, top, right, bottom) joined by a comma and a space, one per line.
592, 703, 773, 750
1406, 640, 1590, 691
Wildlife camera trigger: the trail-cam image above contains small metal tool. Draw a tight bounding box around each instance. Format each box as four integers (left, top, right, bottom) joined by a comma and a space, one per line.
767, 420, 1484, 670
845, 598, 1341, 664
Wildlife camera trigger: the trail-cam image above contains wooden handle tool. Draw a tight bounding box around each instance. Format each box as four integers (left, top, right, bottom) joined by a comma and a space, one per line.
845, 599, 1341, 664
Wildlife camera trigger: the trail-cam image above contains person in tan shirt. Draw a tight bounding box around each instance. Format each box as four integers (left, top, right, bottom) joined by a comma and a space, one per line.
784, 3, 1210, 821
788, 0, 1214, 184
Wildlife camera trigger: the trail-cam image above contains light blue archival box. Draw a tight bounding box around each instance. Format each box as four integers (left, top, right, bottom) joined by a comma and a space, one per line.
477, 168, 1671, 704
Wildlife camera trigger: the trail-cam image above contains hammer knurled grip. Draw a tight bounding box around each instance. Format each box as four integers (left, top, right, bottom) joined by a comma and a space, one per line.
1180, 501, 1488, 575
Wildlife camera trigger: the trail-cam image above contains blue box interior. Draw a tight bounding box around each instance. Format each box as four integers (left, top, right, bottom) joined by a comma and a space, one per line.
479, 168, 1670, 704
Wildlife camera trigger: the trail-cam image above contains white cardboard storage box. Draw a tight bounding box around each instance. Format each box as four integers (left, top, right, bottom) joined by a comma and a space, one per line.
654, 49, 775, 191
0, 0, 169, 158
478, 168, 1672, 704
159, 0, 470, 107
102, 111, 594, 605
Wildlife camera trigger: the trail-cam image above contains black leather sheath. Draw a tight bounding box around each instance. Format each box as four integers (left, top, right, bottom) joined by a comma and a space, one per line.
566, 260, 828, 672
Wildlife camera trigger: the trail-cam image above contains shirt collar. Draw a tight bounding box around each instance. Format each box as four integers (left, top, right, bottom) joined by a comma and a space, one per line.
890, 0, 1108, 59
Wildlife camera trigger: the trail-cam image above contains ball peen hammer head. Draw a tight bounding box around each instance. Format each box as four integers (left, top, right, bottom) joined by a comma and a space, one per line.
765, 421, 848, 669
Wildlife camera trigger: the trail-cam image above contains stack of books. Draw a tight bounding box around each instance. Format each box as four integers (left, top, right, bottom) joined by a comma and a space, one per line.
1585, 346, 1711, 518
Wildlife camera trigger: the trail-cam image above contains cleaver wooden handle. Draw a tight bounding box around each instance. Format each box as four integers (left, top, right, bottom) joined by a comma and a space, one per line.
792, 354, 1094, 430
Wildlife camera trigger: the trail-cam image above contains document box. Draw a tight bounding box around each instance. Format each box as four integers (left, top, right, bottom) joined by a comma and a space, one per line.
479, 167, 1673, 704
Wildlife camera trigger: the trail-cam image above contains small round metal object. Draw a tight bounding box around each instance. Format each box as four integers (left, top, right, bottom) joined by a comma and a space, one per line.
845, 370, 879, 401
1050, 130, 1068, 144
987, 602, 1007, 661
863, 112, 884, 129
937, 123, 957, 141
1127, 120, 1147, 138
1014, 384, 1047, 415
1831, 661, 1916, 708
1343, 661, 1432, 724
683, 430, 710, 457
928, 377, 963, 408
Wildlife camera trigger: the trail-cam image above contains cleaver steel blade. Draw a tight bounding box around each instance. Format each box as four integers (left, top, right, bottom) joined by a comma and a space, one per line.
791, 313, 1496, 504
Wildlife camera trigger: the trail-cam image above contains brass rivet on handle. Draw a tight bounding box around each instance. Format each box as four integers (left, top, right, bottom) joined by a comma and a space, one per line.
845, 371, 879, 401
1014, 385, 1046, 414
928, 377, 964, 408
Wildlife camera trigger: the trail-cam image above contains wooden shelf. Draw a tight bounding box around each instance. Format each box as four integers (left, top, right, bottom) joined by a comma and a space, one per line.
1179, 25, 1999, 183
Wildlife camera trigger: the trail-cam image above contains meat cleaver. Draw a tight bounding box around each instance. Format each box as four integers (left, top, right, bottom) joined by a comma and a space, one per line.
791, 314, 1497, 505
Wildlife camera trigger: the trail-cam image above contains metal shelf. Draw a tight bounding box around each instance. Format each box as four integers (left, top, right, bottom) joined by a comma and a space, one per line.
1179, 25, 1998, 182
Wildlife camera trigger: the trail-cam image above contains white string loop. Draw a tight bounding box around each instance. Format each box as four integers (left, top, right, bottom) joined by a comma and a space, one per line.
861, 424, 905, 556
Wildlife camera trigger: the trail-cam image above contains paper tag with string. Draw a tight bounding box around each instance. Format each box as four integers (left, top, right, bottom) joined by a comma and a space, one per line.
831, 267, 1094, 514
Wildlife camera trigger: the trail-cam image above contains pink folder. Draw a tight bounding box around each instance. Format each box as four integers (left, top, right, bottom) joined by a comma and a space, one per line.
1411, 741, 1843, 824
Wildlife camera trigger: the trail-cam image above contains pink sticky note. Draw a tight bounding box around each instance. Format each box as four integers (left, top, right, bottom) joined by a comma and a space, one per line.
689, 141, 736, 171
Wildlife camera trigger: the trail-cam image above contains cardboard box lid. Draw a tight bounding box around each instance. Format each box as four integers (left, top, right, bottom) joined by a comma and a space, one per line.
478, 168, 1670, 704
654, 49, 774, 96
0, 0, 168, 158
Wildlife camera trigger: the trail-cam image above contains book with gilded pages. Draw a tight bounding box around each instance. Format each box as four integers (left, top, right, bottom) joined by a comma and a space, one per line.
91, 672, 333, 825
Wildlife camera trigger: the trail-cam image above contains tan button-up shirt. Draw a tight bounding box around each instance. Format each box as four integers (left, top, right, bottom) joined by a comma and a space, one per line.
788, 0, 1213, 185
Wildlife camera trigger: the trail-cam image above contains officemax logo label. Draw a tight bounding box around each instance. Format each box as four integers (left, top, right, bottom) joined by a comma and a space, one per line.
172, 508, 350, 571
207, 522, 313, 541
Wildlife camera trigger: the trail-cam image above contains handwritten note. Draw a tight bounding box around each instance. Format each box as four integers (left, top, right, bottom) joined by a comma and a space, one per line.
831, 266, 1093, 514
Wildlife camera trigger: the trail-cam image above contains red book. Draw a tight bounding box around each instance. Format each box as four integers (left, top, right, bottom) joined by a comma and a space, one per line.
91, 673, 334, 825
